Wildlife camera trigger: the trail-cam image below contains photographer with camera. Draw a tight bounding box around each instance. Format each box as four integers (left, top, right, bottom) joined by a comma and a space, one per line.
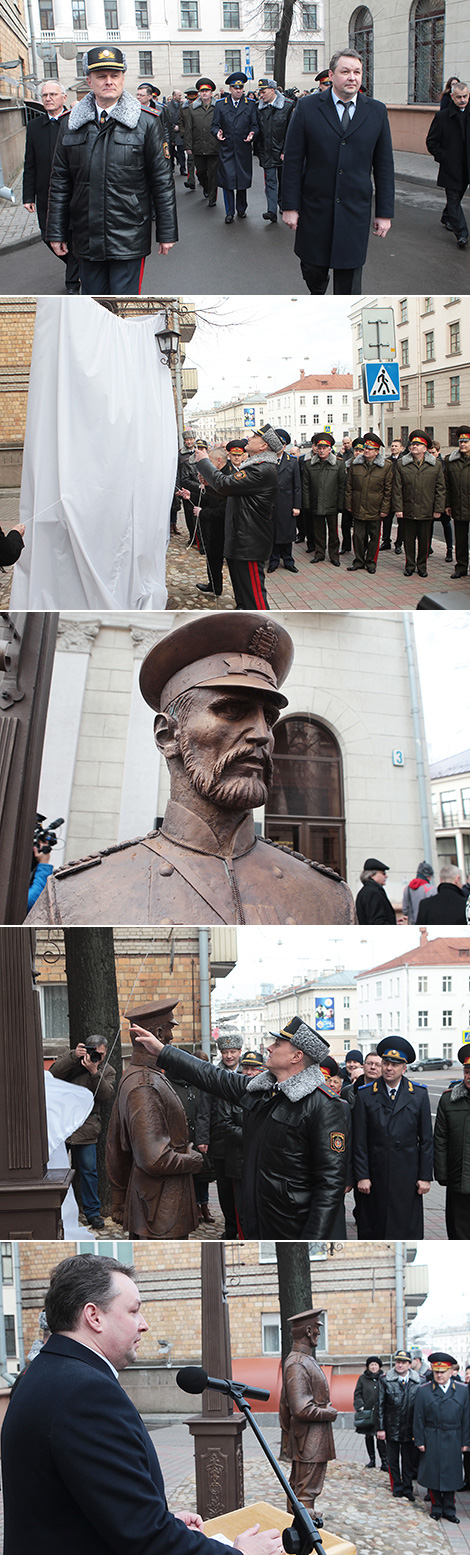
28, 814, 64, 910
50, 1039, 115, 1230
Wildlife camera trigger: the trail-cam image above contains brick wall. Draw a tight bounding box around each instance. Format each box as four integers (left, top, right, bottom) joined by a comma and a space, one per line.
36, 928, 205, 1052
0, 299, 36, 449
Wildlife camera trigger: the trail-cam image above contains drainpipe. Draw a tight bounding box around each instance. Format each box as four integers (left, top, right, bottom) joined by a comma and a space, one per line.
199, 929, 211, 1057
0, 147, 15, 202
403, 612, 434, 866
395, 1241, 404, 1351
0, 1276, 6, 1373
13, 1243, 25, 1369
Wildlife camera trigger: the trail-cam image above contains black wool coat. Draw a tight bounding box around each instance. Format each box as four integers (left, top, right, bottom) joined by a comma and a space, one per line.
352, 1075, 433, 1238
197, 454, 277, 562
0, 1334, 227, 1555
22, 109, 68, 233
417, 882, 469, 925
281, 87, 395, 267
158, 1045, 349, 1240
413, 1379, 470, 1489
273, 451, 302, 544
426, 100, 470, 190
211, 95, 258, 189
434, 1080, 470, 1192
255, 96, 294, 168
355, 877, 397, 925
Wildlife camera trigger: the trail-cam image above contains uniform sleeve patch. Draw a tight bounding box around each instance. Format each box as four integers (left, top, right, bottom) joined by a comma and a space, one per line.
330, 1131, 345, 1153
162, 140, 170, 158
233, 470, 247, 479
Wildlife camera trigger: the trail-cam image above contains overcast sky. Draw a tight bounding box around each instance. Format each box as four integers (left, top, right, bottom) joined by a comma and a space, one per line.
410, 1243, 470, 1329
413, 612, 470, 762
212, 926, 470, 1003
183, 296, 353, 408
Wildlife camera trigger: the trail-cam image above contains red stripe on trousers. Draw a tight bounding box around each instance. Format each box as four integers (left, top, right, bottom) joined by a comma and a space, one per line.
138, 257, 145, 295
248, 560, 267, 610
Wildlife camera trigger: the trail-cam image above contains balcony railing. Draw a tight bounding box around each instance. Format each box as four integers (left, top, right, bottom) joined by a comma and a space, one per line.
40, 29, 56, 40
137, 28, 150, 38
73, 28, 89, 40
106, 28, 121, 40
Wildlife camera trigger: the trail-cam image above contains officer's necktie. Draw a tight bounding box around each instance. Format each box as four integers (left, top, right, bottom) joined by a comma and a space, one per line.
100, 109, 108, 127
390, 1088, 397, 1101
341, 102, 351, 129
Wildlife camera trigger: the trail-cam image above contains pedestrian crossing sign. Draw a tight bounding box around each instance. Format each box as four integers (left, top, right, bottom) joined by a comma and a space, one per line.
363, 360, 400, 403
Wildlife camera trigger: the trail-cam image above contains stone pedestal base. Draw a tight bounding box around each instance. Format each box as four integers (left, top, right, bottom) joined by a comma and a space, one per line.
0, 1167, 74, 1237
187, 1414, 246, 1520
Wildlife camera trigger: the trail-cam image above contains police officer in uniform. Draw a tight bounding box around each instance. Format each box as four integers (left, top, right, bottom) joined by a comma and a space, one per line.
434, 1040, 470, 1239
268, 428, 301, 573
211, 72, 258, 222
414, 1352, 470, 1522
352, 1037, 433, 1238
195, 423, 281, 608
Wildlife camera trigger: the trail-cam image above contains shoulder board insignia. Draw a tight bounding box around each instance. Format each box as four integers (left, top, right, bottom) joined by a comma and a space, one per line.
408, 1079, 413, 1090
373, 1081, 378, 1091
330, 1131, 345, 1153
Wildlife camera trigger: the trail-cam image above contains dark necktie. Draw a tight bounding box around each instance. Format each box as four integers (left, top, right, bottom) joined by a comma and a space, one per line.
100, 109, 108, 127
341, 102, 351, 129
390, 1088, 397, 1101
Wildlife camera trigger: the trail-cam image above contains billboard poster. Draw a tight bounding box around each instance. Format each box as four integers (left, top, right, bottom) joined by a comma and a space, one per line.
243, 406, 256, 428
315, 996, 335, 1032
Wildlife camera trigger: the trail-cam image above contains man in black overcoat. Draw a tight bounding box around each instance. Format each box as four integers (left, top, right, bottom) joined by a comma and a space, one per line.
211, 71, 258, 222
268, 428, 301, 573
414, 1351, 470, 1521
281, 48, 394, 294
426, 81, 470, 247
22, 79, 80, 292
353, 1036, 433, 1238
1, 1253, 283, 1555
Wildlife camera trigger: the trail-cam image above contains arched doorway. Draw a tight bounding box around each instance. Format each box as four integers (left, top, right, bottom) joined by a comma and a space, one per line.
410, 0, 445, 104
349, 6, 374, 96
264, 715, 346, 876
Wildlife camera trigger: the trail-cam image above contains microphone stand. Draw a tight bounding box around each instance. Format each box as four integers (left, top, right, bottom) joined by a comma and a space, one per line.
225, 1381, 325, 1555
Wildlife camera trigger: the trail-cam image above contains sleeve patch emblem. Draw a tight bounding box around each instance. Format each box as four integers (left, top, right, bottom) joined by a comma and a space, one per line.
162, 140, 170, 159
330, 1132, 345, 1153
233, 470, 247, 479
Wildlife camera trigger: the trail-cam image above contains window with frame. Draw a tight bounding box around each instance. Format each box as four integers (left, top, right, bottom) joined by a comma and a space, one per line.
225, 48, 241, 70
443, 1043, 453, 1059
400, 299, 408, 323
424, 296, 434, 313
4, 1315, 16, 1359
343, 1017, 350, 1030
39, 0, 54, 25
343, 412, 349, 422
418, 1010, 428, 1027
76, 51, 85, 72
401, 385, 409, 409
442, 975, 452, 992
104, 0, 118, 23
302, 4, 317, 26
425, 381, 434, 406
412, 0, 445, 105
442, 1010, 453, 1027
263, 1, 280, 25
424, 330, 434, 359
326, 394, 333, 404
418, 1043, 428, 1060
300, 396, 305, 405
223, 1, 240, 25
313, 414, 319, 423
183, 49, 200, 71
265, 47, 275, 69
375, 981, 382, 997
449, 321, 461, 354
135, 0, 148, 24
344, 995, 350, 1008
312, 395, 318, 404
418, 976, 428, 992
303, 48, 318, 71
1, 1242, 13, 1283
72, 0, 86, 26
139, 49, 152, 72
262, 1313, 281, 1354
396, 1010, 401, 1029
401, 339, 409, 366
43, 56, 59, 75
461, 786, 470, 819
376, 1013, 382, 1031
300, 415, 306, 425
441, 791, 458, 825
450, 375, 460, 404
181, 0, 198, 25
77, 1241, 135, 1262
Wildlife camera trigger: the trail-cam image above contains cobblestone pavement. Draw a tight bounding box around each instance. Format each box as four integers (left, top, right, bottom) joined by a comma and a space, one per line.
0, 490, 462, 613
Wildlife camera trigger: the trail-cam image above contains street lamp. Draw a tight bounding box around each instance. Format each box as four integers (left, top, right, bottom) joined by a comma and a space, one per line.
155, 325, 180, 365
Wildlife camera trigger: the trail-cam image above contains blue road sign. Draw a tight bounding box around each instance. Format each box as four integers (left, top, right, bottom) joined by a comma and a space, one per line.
363, 360, 400, 402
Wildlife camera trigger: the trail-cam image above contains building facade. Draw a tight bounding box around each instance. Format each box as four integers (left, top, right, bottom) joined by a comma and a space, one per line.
189, 393, 267, 445
349, 294, 470, 452
29, 0, 325, 97
265, 370, 353, 447
355, 931, 470, 1063
36, 609, 437, 906
324, 1, 469, 118
430, 750, 470, 879
214, 972, 359, 1063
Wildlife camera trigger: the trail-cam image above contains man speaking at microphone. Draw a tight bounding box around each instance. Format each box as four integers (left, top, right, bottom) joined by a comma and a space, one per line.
1, 1252, 284, 1555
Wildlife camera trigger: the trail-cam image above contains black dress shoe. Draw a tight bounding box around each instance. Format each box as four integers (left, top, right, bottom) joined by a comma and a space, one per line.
225, 214, 234, 224
330, 557, 340, 566
306, 544, 315, 553
310, 554, 324, 563
451, 567, 467, 578
262, 211, 277, 222
417, 568, 428, 577
394, 543, 403, 554
347, 562, 364, 571
457, 238, 468, 248
365, 1461, 375, 1469
445, 552, 453, 561
380, 542, 391, 550
444, 1513, 460, 1523
184, 180, 195, 190
366, 563, 376, 573
237, 210, 247, 218
339, 545, 351, 554
430, 1511, 442, 1520
283, 562, 299, 572
404, 565, 415, 575
196, 581, 221, 595
267, 561, 279, 572
208, 199, 217, 206
88, 1215, 105, 1230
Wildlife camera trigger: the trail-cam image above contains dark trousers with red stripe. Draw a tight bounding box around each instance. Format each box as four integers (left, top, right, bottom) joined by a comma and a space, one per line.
429, 1489, 457, 1516
386, 1437, 415, 1495
78, 257, 145, 295
353, 516, 382, 567
227, 557, 269, 609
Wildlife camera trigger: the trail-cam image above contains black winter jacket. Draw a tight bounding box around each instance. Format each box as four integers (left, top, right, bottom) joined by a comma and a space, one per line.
353, 1367, 383, 1425
426, 99, 469, 190
444, 450, 470, 522
417, 882, 469, 926
157, 1045, 349, 1239
256, 95, 293, 168
434, 1080, 470, 1191
197, 455, 277, 562
46, 92, 178, 258
356, 878, 397, 925
377, 1372, 420, 1440
301, 453, 345, 517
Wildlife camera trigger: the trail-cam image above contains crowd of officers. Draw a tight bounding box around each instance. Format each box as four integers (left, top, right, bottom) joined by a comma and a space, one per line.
353, 1349, 470, 1523
173, 422, 470, 609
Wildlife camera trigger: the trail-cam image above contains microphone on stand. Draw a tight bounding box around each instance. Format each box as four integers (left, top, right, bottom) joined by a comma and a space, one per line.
176, 1366, 271, 1402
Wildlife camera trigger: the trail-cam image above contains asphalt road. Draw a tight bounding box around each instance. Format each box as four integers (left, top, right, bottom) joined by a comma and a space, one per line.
1, 162, 469, 294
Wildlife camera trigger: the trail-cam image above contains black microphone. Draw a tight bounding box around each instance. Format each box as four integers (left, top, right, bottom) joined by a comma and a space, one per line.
176, 1365, 270, 1401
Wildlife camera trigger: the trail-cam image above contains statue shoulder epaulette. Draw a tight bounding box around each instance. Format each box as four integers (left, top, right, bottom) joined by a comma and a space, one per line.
54, 829, 158, 878
263, 837, 343, 883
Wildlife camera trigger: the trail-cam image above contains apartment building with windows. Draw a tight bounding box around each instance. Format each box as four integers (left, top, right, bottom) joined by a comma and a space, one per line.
355, 932, 470, 1064
214, 972, 358, 1063
430, 749, 470, 879
30, 0, 325, 98
349, 294, 470, 452
265, 370, 353, 446
188, 391, 267, 444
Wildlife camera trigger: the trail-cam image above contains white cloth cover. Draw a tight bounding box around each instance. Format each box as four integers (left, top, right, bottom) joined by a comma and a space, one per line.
45, 1069, 94, 1239
11, 297, 177, 609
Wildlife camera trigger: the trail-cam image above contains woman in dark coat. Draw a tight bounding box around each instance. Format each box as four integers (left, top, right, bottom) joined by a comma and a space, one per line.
268, 431, 301, 573
354, 1358, 388, 1469
414, 1352, 470, 1521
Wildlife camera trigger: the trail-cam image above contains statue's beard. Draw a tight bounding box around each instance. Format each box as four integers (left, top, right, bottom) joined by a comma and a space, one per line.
179, 731, 274, 811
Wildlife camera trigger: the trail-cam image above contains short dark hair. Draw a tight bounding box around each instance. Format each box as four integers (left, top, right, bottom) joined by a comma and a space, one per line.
45, 1255, 136, 1332
329, 48, 363, 72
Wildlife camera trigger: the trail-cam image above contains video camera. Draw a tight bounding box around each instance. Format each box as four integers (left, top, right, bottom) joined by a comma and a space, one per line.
30, 813, 64, 884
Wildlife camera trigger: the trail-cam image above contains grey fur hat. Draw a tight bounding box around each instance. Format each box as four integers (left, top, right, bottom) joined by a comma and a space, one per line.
217, 1028, 243, 1051
268, 1015, 330, 1062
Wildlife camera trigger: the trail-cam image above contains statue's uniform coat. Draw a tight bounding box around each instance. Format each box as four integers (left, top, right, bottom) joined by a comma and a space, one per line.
106, 1062, 202, 1238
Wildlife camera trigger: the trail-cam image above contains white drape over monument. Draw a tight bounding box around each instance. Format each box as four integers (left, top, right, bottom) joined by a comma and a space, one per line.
11, 297, 177, 609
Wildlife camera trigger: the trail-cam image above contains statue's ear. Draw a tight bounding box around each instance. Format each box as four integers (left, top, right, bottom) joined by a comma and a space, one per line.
154, 712, 180, 758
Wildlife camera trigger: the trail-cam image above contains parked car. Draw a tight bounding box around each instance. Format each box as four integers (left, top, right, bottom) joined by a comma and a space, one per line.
409, 1057, 454, 1071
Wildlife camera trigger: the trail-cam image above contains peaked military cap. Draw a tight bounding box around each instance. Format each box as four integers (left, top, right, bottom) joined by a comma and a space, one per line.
139, 613, 294, 714
377, 1036, 416, 1064
85, 46, 126, 70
